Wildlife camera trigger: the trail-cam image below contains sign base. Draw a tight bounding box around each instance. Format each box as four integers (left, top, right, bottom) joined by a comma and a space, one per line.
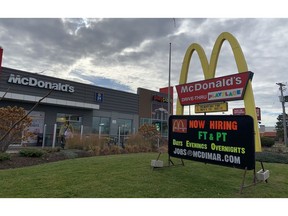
151, 160, 164, 168
151, 152, 184, 170
256, 169, 270, 181
240, 161, 269, 194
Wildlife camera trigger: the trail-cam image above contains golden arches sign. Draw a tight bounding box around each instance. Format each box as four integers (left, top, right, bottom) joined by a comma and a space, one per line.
172, 119, 187, 133
176, 32, 261, 152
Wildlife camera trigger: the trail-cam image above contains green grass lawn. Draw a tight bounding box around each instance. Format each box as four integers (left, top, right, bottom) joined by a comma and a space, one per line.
0, 152, 288, 198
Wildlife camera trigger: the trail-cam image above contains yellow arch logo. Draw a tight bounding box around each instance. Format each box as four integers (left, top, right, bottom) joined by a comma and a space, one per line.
172, 119, 187, 133
176, 32, 261, 152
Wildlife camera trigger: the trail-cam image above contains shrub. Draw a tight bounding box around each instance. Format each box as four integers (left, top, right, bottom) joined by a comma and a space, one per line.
66, 134, 106, 152
256, 151, 288, 164
65, 131, 161, 155
109, 145, 123, 155
100, 145, 111, 155
61, 150, 78, 159
65, 134, 124, 156
138, 124, 161, 147
93, 146, 101, 156
19, 148, 45, 157
124, 136, 166, 153
125, 134, 155, 153
0, 152, 11, 161
65, 134, 83, 150
43, 147, 61, 153
261, 137, 275, 147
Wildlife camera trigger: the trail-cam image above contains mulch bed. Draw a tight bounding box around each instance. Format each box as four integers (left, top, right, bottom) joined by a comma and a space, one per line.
0, 150, 93, 170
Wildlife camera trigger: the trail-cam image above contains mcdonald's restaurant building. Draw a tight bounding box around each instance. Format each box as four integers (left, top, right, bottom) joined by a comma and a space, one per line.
0, 67, 171, 146
137, 87, 173, 138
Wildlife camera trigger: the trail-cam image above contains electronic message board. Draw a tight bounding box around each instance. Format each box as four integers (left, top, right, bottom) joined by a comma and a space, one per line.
169, 115, 255, 170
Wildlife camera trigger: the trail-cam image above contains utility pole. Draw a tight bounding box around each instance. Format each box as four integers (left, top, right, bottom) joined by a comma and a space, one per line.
276, 82, 287, 146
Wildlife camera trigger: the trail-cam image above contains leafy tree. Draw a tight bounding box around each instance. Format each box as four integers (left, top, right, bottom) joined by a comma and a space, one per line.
139, 124, 160, 139
0, 88, 54, 152
275, 114, 288, 141
138, 123, 162, 148
0, 106, 33, 152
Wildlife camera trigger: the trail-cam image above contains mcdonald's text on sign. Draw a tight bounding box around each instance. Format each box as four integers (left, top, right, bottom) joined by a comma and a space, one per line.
176, 71, 253, 106
169, 115, 255, 170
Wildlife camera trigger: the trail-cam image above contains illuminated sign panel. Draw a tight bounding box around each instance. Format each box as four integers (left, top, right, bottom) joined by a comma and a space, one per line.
169, 115, 255, 170
195, 102, 228, 113
152, 95, 168, 103
176, 72, 253, 105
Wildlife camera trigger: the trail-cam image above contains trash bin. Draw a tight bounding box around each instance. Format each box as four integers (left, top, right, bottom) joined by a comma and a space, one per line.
37, 133, 43, 146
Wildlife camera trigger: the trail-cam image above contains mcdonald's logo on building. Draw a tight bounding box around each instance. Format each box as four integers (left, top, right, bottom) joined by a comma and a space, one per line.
172, 119, 187, 133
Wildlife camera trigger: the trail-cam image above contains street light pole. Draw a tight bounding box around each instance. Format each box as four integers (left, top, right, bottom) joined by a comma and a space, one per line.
276, 83, 287, 146
168, 42, 172, 166
168, 42, 171, 117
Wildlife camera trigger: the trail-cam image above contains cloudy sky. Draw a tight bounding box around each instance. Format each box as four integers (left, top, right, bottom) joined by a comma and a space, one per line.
1, 1, 288, 127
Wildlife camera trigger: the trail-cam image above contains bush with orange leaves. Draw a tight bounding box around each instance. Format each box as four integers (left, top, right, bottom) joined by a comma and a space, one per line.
138, 123, 161, 145
0, 106, 33, 152
125, 124, 167, 153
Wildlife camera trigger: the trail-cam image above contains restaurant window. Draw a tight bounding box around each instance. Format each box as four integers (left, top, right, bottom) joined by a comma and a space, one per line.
117, 119, 132, 136
92, 116, 110, 135
56, 113, 82, 134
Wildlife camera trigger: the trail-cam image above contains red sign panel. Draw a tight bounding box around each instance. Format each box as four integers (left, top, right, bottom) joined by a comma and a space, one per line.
0, 47, 3, 73
233, 107, 261, 120
159, 86, 174, 113
159, 86, 173, 98
176, 71, 253, 105
233, 108, 245, 115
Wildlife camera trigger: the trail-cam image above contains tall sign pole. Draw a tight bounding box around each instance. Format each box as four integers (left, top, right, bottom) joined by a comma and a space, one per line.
276, 82, 287, 146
